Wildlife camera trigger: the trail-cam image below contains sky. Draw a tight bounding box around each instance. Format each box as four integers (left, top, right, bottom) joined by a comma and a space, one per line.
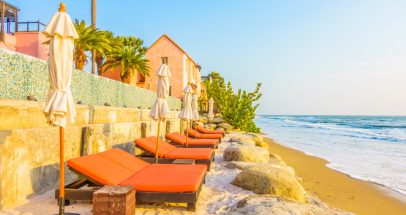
12, 0, 406, 115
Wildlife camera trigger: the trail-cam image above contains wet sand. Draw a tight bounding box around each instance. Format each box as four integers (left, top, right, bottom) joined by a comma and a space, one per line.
264, 137, 406, 215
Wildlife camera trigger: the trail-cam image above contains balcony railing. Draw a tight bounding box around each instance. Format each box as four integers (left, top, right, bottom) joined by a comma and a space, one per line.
17, 21, 46, 32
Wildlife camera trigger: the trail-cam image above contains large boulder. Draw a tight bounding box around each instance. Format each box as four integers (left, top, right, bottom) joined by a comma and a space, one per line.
232, 164, 306, 202
237, 137, 256, 145
217, 122, 233, 132
225, 161, 257, 170
223, 145, 269, 163
228, 195, 353, 215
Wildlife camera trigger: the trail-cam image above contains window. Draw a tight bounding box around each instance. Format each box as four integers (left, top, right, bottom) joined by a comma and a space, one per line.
161, 57, 168, 65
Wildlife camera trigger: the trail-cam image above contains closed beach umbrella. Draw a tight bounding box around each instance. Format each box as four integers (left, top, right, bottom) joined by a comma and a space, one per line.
43, 3, 78, 215
208, 97, 214, 121
150, 64, 171, 162
178, 84, 194, 146
192, 82, 200, 120
191, 93, 199, 120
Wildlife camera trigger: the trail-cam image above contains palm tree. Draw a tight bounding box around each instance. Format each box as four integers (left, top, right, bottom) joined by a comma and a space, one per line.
91, 0, 97, 74
73, 19, 110, 70
103, 36, 150, 81
95, 31, 115, 74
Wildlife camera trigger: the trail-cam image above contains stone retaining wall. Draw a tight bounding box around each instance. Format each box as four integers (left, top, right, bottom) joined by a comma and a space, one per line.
0, 48, 181, 109
0, 100, 183, 209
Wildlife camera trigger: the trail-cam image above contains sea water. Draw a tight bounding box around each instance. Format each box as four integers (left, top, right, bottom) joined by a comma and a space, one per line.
255, 115, 406, 196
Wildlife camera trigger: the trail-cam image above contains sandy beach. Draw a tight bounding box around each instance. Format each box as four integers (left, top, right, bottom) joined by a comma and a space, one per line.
264, 136, 406, 215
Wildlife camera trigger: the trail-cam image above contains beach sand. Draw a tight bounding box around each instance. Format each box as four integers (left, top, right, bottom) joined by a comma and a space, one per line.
264, 137, 406, 215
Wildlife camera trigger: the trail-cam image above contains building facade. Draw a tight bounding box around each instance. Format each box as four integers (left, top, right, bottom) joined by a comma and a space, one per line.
0, 1, 49, 60
102, 34, 202, 98
142, 34, 201, 98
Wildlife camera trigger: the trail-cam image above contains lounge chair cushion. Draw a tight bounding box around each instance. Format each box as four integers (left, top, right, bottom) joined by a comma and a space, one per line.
98, 148, 149, 173
68, 154, 133, 185
187, 128, 222, 139
166, 132, 218, 145
135, 136, 176, 157
120, 164, 207, 192
164, 148, 214, 160
196, 126, 225, 135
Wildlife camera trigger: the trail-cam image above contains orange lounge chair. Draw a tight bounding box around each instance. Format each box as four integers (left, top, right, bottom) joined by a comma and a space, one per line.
165, 132, 219, 148
196, 126, 225, 136
134, 137, 214, 170
56, 148, 207, 211
186, 128, 223, 141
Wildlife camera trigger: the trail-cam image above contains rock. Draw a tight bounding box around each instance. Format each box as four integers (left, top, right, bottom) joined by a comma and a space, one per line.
237, 137, 256, 145
223, 145, 269, 163
217, 122, 233, 131
215, 127, 224, 131
228, 195, 353, 215
255, 140, 269, 150
225, 161, 257, 170
195, 122, 204, 128
229, 137, 240, 142
247, 132, 262, 138
251, 135, 263, 142
232, 164, 306, 202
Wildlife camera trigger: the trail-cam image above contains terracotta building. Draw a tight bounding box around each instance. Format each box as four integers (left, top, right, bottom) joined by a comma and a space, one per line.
0, 0, 49, 60
102, 34, 202, 98
143, 34, 201, 98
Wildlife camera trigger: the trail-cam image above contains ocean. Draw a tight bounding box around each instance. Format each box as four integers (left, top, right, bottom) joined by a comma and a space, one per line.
255, 115, 406, 196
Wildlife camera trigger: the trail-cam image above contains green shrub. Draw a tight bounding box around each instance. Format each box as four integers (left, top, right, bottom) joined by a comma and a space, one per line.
204, 72, 262, 133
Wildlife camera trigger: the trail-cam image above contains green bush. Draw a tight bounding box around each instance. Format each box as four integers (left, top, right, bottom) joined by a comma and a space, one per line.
204, 72, 262, 133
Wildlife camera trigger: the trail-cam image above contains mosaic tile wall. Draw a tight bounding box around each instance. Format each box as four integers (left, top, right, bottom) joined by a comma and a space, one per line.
0, 48, 181, 109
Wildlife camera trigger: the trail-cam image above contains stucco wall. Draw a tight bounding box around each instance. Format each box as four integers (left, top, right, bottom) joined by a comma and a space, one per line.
0, 48, 181, 110
145, 36, 186, 98
15, 32, 49, 61
0, 100, 183, 209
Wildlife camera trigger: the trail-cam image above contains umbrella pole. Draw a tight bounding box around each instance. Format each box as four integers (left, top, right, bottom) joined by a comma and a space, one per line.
59, 126, 65, 215
186, 120, 189, 148
155, 120, 161, 164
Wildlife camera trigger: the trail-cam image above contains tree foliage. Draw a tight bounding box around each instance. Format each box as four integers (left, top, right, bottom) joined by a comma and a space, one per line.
204, 72, 262, 133
73, 19, 111, 70
102, 36, 150, 81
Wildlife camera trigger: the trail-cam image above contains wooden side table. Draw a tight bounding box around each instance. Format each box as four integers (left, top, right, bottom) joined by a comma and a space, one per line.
93, 186, 135, 215
172, 159, 195, 165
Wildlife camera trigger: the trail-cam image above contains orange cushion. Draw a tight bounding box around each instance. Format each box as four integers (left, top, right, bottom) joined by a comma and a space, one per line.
166, 133, 218, 145
187, 128, 222, 139
135, 137, 176, 157
196, 126, 225, 135
98, 148, 149, 173
166, 132, 187, 144
164, 148, 214, 160
120, 164, 207, 192
186, 128, 202, 138
68, 154, 133, 185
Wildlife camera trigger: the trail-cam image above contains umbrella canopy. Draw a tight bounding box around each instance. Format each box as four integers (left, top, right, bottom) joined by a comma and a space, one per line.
208, 97, 214, 120
178, 84, 194, 120
43, 7, 78, 127
150, 64, 172, 120
191, 93, 199, 120
42, 4, 78, 215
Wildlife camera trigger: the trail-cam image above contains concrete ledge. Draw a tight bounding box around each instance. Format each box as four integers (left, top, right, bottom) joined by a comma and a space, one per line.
0, 100, 149, 130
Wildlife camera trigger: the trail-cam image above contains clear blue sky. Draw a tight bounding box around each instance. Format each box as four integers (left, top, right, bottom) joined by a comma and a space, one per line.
12, 0, 406, 115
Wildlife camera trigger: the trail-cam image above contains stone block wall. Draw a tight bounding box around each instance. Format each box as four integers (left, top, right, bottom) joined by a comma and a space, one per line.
0, 100, 182, 209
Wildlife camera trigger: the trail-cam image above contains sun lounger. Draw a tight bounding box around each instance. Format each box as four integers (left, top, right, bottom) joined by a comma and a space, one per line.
56, 148, 207, 211
134, 137, 214, 170
186, 128, 223, 141
165, 132, 219, 148
196, 126, 225, 136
